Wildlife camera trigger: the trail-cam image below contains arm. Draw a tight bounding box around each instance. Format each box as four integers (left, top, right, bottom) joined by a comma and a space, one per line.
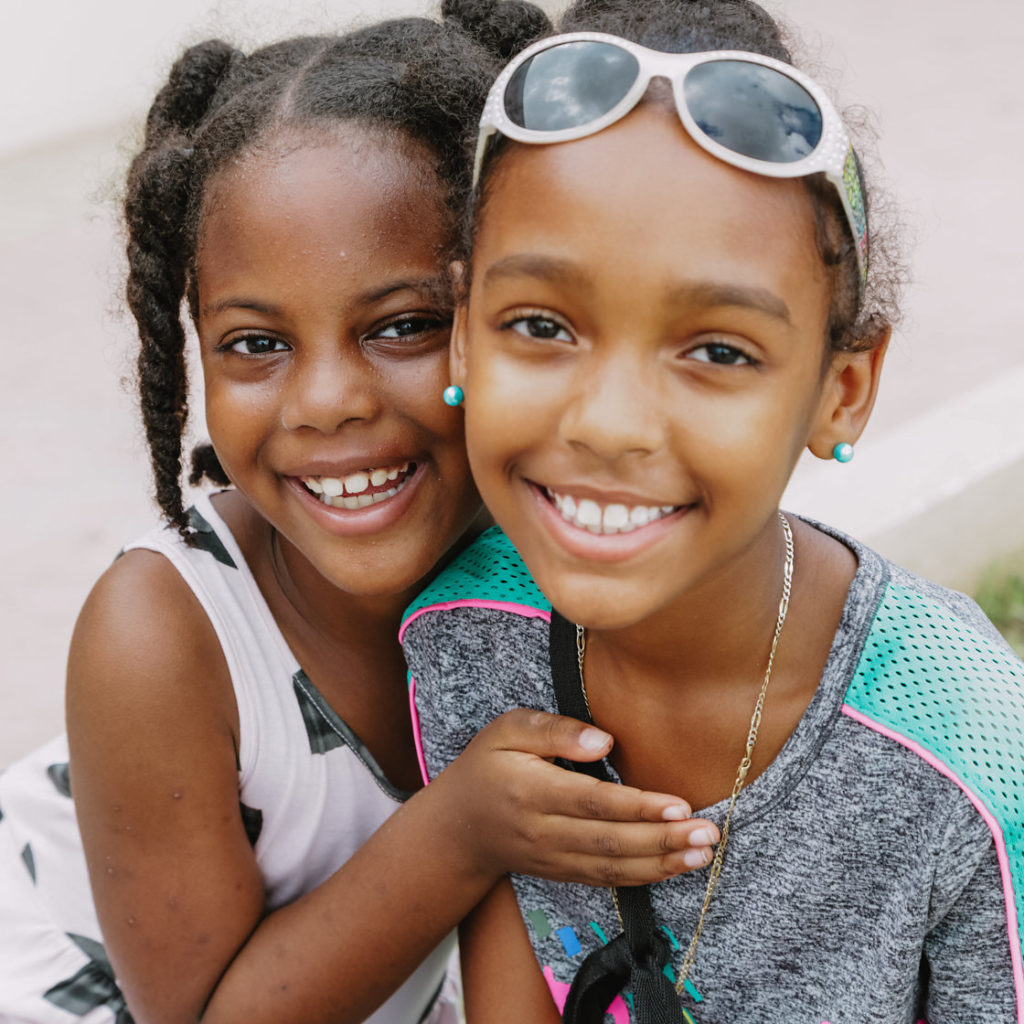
70, 552, 716, 1024
461, 879, 561, 1024
72, 550, 493, 1024
923, 833, 1018, 1023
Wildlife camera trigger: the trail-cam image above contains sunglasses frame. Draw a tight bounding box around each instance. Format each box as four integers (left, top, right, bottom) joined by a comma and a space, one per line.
474, 31, 867, 288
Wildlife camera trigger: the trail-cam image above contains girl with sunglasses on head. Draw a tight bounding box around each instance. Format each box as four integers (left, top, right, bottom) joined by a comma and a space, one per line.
403, 0, 1024, 1021
0, 5, 726, 1022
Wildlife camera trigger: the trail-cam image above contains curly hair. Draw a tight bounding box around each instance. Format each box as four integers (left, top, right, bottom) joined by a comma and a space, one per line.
472, 0, 907, 353
123, 0, 549, 539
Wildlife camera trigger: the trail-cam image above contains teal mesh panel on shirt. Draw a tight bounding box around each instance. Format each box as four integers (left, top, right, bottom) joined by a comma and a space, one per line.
845, 581, 1024, 952
403, 527, 550, 622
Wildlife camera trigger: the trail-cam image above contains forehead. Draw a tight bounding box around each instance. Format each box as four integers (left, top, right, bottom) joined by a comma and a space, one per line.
197, 127, 449, 284
475, 102, 828, 312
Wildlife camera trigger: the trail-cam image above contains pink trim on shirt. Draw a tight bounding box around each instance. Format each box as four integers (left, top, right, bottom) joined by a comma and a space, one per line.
403, 599, 551, 786
408, 676, 431, 786
842, 703, 1024, 1023
399, 599, 551, 643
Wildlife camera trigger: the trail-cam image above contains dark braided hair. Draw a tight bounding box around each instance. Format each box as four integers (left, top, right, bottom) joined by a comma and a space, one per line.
124, 1, 549, 540
472, 0, 906, 354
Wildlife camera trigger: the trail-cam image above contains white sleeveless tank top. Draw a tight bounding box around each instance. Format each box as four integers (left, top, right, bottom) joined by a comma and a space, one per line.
0, 492, 454, 1024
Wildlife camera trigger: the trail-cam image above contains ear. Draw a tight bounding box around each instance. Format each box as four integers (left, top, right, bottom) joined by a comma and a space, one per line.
450, 302, 469, 386
807, 326, 891, 460
449, 261, 470, 388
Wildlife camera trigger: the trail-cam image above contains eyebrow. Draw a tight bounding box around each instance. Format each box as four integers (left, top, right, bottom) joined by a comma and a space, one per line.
359, 275, 448, 305
201, 276, 448, 318
481, 255, 790, 323
201, 297, 280, 317
667, 282, 792, 324
483, 254, 591, 291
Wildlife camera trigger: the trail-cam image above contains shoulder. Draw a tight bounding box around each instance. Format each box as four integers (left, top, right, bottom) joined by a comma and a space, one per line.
402, 528, 551, 697
403, 527, 550, 628
401, 530, 555, 775
67, 535, 235, 745
805, 518, 1023, 733
843, 561, 1024, 741
834, 548, 1024, 880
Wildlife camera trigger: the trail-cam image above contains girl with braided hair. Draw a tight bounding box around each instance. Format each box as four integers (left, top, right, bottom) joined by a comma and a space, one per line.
0, 4, 723, 1022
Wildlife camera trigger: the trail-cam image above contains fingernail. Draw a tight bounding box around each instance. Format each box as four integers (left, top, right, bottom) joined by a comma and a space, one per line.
683, 848, 710, 869
661, 804, 691, 821
579, 727, 611, 751
689, 827, 717, 846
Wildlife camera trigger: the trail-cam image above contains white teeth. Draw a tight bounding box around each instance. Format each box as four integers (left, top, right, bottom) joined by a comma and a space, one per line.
300, 463, 412, 509
603, 504, 629, 530
576, 499, 602, 528
548, 488, 679, 535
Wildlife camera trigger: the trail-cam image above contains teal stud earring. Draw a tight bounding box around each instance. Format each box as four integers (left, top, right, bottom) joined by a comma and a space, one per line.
833, 442, 854, 463
442, 385, 464, 407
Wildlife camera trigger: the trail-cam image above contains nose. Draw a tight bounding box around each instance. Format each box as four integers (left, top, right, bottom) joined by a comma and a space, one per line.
558, 349, 665, 460
279, 346, 381, 434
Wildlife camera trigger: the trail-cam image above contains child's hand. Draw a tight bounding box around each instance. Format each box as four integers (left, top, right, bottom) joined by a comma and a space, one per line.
437, 708, 719, 887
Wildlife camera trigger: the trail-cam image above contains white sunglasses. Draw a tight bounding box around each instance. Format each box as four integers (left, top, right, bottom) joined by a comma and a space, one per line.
475, 31, 868, 289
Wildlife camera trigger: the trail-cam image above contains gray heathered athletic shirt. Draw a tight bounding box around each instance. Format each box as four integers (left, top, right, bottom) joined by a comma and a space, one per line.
402, 523, 1023, 1024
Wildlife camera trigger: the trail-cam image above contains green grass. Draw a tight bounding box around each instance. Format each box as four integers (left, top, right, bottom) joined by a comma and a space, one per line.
975, 553, 1024, 658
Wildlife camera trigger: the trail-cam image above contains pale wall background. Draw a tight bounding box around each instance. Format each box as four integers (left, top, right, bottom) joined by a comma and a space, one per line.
2, 0, 1022, 765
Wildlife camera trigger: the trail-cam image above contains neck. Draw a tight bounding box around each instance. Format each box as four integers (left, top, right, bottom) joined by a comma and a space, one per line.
586, 513, 792, 697
269, 530, 412, 656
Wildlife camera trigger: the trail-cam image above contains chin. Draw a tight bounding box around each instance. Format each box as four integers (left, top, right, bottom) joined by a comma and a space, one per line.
542, 576, 659, 632
342, 561, 437, 599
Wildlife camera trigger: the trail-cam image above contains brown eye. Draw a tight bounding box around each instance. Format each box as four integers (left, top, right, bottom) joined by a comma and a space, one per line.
374, 315, 448, 339
507, 315, 571, 341
688, 341, 754, 366
226, 335, 289, 355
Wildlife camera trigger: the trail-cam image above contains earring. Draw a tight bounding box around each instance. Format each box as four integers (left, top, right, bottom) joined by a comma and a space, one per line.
442, 385, 464, 407
832, 442, 854, 463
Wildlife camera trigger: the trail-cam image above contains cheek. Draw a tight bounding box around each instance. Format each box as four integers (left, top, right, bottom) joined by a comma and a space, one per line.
202, 374, 277, 461
680, 377, 822, 494
464, 344, 561, 447
391, 352, 468, 450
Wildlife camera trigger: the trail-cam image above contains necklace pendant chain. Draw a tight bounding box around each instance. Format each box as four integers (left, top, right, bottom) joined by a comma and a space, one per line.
574, 511, 795, 1000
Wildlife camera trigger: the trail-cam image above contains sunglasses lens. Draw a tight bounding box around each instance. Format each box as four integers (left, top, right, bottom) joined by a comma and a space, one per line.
504, 41, 640, 132
684, 60, 823, 163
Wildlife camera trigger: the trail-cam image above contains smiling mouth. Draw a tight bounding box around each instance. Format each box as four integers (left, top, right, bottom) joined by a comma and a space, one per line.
543, 486, 683, 535
300, 463, 415, 509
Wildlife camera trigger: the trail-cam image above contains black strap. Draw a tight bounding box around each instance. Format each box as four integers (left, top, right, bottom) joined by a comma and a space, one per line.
549, 611, 681, 1024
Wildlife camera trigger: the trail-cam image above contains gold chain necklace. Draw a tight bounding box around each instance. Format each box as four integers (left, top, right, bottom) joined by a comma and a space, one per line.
574, 510, 794, 998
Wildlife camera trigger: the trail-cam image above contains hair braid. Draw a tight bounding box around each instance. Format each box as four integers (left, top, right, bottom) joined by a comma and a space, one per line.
124, 42, 240, 538
125, 145, 196, 537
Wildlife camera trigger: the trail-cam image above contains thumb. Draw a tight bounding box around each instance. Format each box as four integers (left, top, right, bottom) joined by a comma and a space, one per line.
489, 708, 613, 762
